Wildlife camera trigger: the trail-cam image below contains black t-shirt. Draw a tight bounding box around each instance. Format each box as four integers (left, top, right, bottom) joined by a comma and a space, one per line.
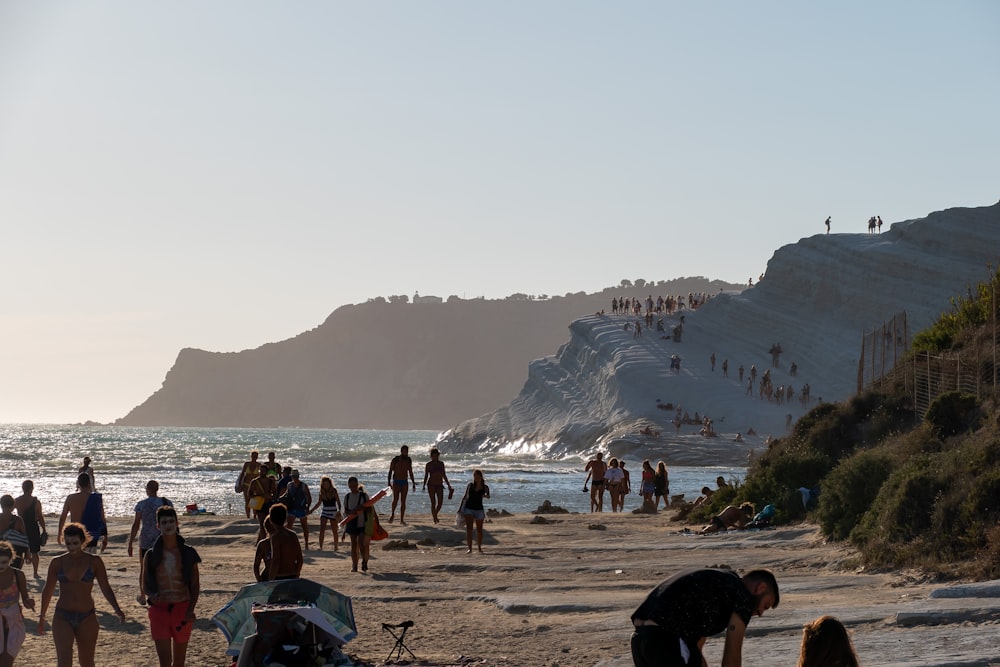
631, 569, 754, 644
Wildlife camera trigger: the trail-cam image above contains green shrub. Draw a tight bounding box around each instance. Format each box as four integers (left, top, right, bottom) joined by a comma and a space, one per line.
925, 391, 979, 437
817, 450, 895, 540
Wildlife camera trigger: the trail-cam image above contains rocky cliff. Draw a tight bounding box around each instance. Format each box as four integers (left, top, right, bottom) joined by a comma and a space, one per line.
115, 278, 737, 428
438, 201, 1000, 460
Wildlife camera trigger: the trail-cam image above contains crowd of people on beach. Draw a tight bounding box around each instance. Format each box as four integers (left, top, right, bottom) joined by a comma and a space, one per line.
0, 458, 198, 667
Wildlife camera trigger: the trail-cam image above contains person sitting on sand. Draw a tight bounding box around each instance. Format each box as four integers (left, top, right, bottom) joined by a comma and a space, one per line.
797, 615, 859, 667
700, 502, 756, 534
692, 486, 714, 509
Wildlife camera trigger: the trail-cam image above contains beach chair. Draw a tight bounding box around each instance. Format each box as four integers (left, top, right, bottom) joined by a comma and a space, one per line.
382, 619, 416, 663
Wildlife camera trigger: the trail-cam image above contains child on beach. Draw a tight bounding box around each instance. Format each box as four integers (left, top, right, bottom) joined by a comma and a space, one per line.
0, 540, 35, 666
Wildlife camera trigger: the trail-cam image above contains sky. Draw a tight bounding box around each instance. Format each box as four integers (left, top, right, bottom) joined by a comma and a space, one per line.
1, 2, 998, 424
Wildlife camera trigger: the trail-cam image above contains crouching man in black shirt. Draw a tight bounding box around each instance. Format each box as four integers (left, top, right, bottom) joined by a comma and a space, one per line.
630, 568, 779, 666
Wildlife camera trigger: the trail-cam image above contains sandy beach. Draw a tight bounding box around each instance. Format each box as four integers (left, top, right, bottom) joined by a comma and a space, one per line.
13, 510, 1000, 667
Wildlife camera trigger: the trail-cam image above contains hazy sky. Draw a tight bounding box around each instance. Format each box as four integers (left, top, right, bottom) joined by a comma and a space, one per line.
2, 2, 998, 424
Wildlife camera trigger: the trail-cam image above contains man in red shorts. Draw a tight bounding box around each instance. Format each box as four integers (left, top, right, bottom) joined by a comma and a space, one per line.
141, 506, 201, 667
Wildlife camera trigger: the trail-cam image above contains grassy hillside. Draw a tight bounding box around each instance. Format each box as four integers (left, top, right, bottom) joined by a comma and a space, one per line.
693, 268, 1000, 579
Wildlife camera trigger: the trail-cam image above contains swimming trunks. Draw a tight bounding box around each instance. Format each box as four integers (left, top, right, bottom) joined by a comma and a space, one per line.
591, 480, 605, 487
54, 607, 95, 630
149, 600, 193, 643
392, 480, 409, 486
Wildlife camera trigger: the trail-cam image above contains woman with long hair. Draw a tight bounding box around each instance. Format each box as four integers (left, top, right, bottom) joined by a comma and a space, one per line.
38, 523, 125, 667
342, 478, 370, 572
460, 470, 491, 553
0, 540, 35, 667
653, 461, 669, 510
797, 616, 860, 667
309, 476, 341, 551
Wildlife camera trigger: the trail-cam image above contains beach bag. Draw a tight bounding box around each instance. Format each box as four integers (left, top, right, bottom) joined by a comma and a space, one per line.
2, 528, 29, 554
365, 508, 388, 541
249, 496, 266, 511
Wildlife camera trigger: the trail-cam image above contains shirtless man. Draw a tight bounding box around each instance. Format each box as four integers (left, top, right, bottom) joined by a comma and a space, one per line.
78, 456, 96, 490
266, 504, 302, 580
584, 453, 608, 512
236, 451, 263, 518
422, 448, 453, 524
14, 480, 46, 578
59, 473, 107, 553
141, 506, 201, 667
387, 445, 416, 525
700, 502, 755, 534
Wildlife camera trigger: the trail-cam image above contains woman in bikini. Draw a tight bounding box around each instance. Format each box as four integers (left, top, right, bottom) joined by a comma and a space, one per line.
38, 523, 125, 667
308, 476, 341, 551
0, 540, 35, 667
460, 469, 491, 553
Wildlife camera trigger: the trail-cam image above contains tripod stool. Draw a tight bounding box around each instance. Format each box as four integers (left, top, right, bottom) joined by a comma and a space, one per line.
382, 619, 417, 662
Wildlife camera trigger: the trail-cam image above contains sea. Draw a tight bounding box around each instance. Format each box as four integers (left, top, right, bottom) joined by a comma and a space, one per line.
0, 425, 745, 518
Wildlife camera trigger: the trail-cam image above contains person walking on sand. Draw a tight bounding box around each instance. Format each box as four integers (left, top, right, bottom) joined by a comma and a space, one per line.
460, 470, 490, 554
639, 460, 656, 506
653, 461, 669, 510
278, 470, 311, 550
141, 506, 201, 667
797, 615, 859, 667
388, 446, 417, 525
77, 457, 95, 491
422, 448, 454, 524
13, 480, 46, 579
342, 478, 371, 573
0, 539, 35, 666
584, 452, 608, 512
308, 476, 341, 551
605, 458, 625, 512
236, 451, 263, 519
247, 468, 277, 542
631, 568, 779, 667
265, 504, 302, 580
38, 523, 126, 667
58, 473, 107, 554
128, 480, 172, 605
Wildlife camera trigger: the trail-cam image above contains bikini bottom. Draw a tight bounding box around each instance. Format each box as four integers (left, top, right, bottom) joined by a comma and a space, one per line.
55, 607, 95, 630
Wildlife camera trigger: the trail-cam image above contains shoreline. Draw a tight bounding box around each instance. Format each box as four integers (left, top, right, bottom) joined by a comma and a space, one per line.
15, 513, 1000, 666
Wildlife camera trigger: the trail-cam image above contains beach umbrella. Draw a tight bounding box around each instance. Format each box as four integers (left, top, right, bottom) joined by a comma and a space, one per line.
212, 578, 356, 656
